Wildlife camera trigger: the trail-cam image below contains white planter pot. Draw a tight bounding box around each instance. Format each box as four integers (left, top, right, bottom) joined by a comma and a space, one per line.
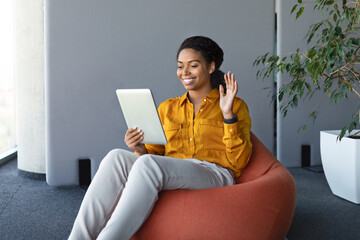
320, 130, 360, 204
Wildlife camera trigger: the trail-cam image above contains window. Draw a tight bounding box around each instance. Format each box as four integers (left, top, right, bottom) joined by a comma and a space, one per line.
0, 1, 16, 156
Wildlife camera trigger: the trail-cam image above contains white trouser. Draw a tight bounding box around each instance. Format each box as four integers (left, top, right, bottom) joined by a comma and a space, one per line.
68, 149, 234, 240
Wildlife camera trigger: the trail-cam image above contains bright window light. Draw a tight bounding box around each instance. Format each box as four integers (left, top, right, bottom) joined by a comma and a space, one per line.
0, 1, 16, 154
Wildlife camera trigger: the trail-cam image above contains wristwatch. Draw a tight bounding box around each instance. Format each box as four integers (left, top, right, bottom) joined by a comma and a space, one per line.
223, 114, 238, 124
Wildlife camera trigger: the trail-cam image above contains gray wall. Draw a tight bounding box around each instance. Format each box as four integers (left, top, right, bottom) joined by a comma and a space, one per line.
277, 0, 358, 167
45, 0, 275, 186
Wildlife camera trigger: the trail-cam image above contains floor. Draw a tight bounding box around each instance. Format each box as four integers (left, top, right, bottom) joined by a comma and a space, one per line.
1, 159, 360, 240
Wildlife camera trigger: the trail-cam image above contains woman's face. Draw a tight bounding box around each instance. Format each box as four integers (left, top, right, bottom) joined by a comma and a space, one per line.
177, 48, 214, 93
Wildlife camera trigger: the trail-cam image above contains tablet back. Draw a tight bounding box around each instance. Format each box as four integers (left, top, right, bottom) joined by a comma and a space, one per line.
116, 89, 167, 145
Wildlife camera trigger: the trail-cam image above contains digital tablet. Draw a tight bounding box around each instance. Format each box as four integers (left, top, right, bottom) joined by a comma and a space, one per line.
116, 89, 167, 145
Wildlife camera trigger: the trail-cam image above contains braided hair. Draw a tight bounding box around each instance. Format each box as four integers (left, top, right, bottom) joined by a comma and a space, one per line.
176, 36, 226, 93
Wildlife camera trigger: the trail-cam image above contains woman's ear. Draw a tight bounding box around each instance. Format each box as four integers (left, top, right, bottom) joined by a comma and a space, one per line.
209, 61, 215, 74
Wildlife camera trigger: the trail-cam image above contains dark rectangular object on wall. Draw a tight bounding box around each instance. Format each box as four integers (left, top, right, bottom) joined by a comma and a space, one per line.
79, 159, 91, 185
301, 145, 311, 167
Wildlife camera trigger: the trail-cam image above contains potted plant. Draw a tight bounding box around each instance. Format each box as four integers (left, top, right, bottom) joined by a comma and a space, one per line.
253, 0, 360, 203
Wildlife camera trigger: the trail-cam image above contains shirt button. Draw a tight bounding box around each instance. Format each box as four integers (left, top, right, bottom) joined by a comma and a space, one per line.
190, 138, 193, 141
203, 99, 207, 102
200, 109, 203, 112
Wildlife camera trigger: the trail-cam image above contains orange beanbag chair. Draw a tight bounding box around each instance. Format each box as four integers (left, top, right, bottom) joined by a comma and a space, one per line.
132, 133, 296, 240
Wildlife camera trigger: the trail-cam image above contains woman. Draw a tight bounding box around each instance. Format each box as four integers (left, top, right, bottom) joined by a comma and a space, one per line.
69, 36, 252, 240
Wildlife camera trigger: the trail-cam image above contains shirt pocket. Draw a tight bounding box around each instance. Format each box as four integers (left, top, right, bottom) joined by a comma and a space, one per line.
199, 120, 225, 151
163, 123, 183, 154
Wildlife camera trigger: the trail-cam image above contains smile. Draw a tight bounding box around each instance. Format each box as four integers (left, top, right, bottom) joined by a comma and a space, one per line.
183, 78, 195, 84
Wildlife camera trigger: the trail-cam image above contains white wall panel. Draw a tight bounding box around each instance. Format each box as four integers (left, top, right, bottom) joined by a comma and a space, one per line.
15, 0, 46, 174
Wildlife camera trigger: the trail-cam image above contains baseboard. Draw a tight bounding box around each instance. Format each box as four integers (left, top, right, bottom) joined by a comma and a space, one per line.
18, 169, 46, 181
303, 165, 324, 173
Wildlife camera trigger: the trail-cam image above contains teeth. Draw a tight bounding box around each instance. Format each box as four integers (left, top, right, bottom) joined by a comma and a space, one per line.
183, 78, 195, 83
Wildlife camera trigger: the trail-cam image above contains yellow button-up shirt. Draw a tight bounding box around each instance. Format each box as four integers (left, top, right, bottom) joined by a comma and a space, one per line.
145, 88, 252, 178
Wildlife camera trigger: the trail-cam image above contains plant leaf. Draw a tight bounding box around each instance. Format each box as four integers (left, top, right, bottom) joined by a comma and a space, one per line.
302, 124, 307, 132
296, 6, 305, 19
298, 124, 307, 133
341, 84, 348, 97
291, 4, 298, 14
293, 95, 298, 107
338, 127, 346, 141
308, 48, 317, 59
349, 121, 356, 133
278, 91, 284, 102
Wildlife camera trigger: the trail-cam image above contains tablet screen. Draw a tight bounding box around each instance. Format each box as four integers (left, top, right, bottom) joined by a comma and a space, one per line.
116, 89, 167, 145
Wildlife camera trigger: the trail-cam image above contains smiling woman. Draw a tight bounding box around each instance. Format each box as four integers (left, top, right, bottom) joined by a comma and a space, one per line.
0, 0, 16, 157
69, 36, 253, 239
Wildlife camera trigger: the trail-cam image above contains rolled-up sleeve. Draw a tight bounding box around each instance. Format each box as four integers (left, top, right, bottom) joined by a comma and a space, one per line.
144, 143, 165, 155
143, 102, 166, 156
222, 100, 252, 175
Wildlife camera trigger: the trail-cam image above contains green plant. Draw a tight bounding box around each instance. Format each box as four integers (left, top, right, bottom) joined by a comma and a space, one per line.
253, 0, 360, 140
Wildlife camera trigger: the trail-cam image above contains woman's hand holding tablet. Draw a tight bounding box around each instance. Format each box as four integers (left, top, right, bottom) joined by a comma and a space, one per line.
124, 127, 147, 155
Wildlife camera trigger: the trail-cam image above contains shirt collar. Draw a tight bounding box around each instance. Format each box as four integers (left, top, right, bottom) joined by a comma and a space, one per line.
179, 88, 220, 106
206, 88, 220, 103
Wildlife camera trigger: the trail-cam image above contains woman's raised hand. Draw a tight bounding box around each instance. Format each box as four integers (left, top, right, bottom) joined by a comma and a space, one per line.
219, 71, 238, 119
124, 127, 147, 155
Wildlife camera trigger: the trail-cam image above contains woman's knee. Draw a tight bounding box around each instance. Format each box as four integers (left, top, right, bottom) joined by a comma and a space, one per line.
100, 149, 133, 169
130, 155, 164, 185
106, 148, 127, 159
132, 154, 155, 169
